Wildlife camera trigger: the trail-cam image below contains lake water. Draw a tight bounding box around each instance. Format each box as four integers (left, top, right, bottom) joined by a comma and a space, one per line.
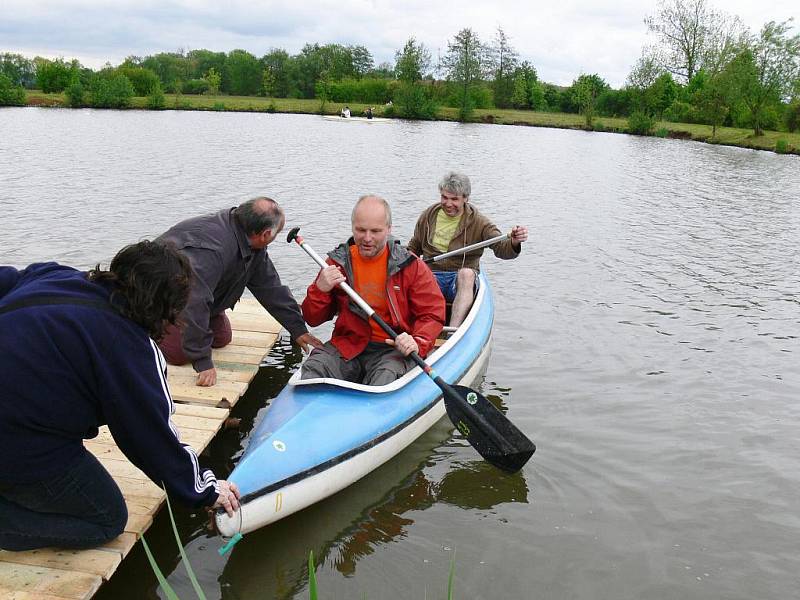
2, 107, 799, 599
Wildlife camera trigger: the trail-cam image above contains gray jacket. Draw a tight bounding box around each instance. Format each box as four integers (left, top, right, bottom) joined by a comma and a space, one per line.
157, 208, 307, 372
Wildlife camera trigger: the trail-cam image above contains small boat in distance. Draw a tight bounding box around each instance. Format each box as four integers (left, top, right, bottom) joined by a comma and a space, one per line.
323, 115, 391, 123
216, 272, 494, 536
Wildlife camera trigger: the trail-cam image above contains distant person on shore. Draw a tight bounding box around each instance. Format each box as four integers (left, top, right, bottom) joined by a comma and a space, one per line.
0, 241, 240, 551
408, 172, 528, 327
364, 106, 374, 119
341, 106, 351, 118
300, 195, 444, 385
157, 197, 323, 387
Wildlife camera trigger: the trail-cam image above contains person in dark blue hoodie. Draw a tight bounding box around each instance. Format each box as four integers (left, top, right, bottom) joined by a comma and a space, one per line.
0, 240, 240, 551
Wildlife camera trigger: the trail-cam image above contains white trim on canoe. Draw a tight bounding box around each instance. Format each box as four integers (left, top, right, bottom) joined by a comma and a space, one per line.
292, 277, 488, 393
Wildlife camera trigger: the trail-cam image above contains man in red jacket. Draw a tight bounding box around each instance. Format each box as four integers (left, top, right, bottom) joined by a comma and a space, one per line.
301, 195, 445, 386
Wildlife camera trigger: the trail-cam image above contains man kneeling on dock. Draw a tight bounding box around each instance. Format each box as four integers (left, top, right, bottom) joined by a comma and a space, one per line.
0, 241, 239, 551
300, 195, 445, 385
157, 197, 322, 387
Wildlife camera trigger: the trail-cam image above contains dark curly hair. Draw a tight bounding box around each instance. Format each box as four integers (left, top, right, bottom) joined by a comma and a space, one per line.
88, 240, 192, 340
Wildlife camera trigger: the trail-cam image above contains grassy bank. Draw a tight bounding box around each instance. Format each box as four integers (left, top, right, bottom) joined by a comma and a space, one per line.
23, 91, 800, 155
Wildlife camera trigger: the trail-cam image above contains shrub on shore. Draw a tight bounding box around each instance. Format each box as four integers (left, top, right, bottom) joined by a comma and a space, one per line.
0, 73, 26, 106
628, 111, 655, 135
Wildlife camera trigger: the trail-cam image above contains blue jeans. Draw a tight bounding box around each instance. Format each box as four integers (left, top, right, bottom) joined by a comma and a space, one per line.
0, 449, 127, 551
433, 270, 479, 303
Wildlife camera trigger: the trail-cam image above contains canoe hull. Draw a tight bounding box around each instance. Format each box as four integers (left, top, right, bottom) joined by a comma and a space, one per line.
217, 274, 494, 537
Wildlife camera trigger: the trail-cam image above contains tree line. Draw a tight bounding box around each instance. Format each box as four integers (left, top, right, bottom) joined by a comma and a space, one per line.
1, 1, 798, 136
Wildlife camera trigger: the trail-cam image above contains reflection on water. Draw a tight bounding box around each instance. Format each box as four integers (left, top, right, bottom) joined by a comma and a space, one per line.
3, 108, 800, 599
220, 387, 528, 599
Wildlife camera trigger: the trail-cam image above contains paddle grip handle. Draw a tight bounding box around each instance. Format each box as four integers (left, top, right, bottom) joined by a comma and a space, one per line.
290, 234, 375, 317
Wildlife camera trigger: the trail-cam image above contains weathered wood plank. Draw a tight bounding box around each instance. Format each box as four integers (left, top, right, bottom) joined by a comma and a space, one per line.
173, 403, 231, 419
124, 512, 152, 535
168, 382, 242, 407
231, 330, 277, 346
111, 476, 165, 500
207, 349, 263, 365
0, 591, 76, 600
90, 426, 211, 448
97, 533, 137, 557
227, 313, 282, 334
170, 413, 224, 432
167, 375, 248, 396
0, 548, 121, 579
0, 563, 102, 599
167, 363, 258, 382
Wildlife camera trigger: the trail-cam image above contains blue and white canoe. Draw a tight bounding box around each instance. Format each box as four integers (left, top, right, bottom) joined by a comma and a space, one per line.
216, 272, 494, 537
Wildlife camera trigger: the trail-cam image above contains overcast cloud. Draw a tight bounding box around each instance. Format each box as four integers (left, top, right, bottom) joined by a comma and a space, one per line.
1, 0, 797, 87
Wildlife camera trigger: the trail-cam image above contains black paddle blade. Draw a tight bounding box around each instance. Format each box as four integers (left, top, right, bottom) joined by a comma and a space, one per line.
441, 383, 535, 474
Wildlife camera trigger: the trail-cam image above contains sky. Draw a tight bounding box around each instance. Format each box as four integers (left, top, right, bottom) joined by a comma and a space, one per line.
1, 0, 797, 87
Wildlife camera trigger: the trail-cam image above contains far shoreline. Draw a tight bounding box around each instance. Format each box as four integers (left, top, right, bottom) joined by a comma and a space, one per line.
20, 91, 800, 157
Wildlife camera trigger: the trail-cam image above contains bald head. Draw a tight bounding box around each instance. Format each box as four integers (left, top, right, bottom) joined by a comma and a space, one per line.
351, 195, 392, 227
351, 195, 392, 258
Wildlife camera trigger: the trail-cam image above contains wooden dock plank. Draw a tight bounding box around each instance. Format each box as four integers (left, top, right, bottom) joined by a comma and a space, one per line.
167, 363, 257, 383
97, 533, 137, 557
89, 425, 212, 449
0, 548, 121, 579
0, 591, 77, 600
0, 301, 280, 599
0, 563, 102, 599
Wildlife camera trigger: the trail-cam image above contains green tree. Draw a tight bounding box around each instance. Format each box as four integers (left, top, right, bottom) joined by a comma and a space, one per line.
141, 52, 191, 92
0, 72, 26, 105
146, 81, 166, 109
187, 49, 226, 80
510, 62, 541, 110
116, 66, 160, 95
542, 83, 561, 111
224, 49, 262, 95
294, 44, 327, 98
693, 67, 736, 135
395, 37, 431, 84
650, 72, 678, 118
728, 20, 800, 135
370, 61, 395, 78
261, 48, 296, 97
350, 45, 374, 79
488, 27, 519, 108
90, 74, 135, 108
645, 0, 747, 85
315, 70, 332, 113
489, 27, 519, 108
645, 0, 711, 82
443, 28, 487, 121
204, 67, 221, 95
394, 37, 436, 119
626, 52, 663, 115
0, 53, 36, 88
572, 73, 609, 127
36, 58, 79, 93
64, 82, 85, 107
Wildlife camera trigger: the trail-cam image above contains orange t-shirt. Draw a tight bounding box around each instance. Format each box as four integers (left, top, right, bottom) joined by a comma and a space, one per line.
350, 245, 392, 342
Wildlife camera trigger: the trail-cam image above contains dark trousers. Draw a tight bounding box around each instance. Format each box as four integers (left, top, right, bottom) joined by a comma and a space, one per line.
301, 341, 416, 386
0, 449, 127, 551
158, 312, 232, 366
